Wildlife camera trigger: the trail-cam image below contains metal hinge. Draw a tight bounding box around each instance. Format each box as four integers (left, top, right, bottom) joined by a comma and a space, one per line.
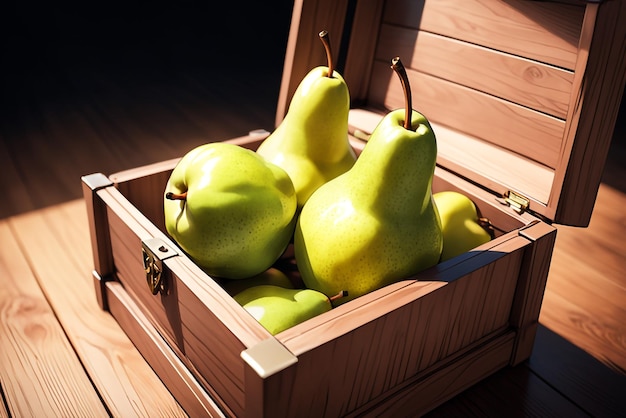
499, 190, 530, 214
142, 238, 178, 296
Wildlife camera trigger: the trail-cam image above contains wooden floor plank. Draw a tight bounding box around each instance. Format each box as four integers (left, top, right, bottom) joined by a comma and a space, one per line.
7, 200, 188, 418
425, 354, 589, 418
0, 219, 108, 417
528, 325, 626, 417
540, 182, 626, 374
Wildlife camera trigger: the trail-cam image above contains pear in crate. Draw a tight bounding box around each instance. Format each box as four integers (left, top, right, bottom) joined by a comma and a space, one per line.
234, 285, 346, 335
295, 57, 443, 305
164, 142, 297, 279
256, 30, 356, 209
433, 190, 492, 261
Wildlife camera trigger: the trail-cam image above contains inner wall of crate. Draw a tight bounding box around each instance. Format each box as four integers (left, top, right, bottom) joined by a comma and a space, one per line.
348, 0, 585, 210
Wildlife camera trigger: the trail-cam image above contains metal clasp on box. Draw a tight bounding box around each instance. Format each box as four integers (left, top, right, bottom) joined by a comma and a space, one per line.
142, 238, 178, 295
498, 190, 530, 215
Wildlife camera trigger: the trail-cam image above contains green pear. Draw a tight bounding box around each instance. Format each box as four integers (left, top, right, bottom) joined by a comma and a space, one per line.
164, 142, 297, 279
294, 57, 442, 305
221, 267, 295, 296
433, 191, 492, 261
256, 30, 356, 209
233, 285, 346, 335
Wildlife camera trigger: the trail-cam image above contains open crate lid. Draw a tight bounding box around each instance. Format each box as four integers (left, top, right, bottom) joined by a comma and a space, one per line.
275, 0, 626, 227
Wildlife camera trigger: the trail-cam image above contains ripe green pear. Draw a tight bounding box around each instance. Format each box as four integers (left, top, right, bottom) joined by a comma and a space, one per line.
433, 191, 492, 261
221, 267, 295, 296
256, 32, 356, 209
294, 108, 443, 305
164, 142, 297, 279
233, 285, 336, 335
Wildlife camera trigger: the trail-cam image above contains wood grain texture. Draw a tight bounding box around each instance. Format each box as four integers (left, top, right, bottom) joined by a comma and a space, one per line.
383, 0, 585, 70
540, 183, 626, 374
375, 24, 574, 119
0, 220, 108, 417
105, 280, 225, 418
7, 201, 188, 417
173, 254, 272, 418
355, 332, 517, 417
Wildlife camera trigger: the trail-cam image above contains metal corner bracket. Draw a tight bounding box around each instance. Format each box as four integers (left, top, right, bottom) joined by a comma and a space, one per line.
142, 238, 178, 296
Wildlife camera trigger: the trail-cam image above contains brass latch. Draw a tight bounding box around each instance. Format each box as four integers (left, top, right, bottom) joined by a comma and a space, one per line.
499, 190, 530, 214
142, 238, 178, 295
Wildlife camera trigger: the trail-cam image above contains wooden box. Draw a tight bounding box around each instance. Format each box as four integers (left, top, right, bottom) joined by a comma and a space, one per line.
81, 0, 626, 416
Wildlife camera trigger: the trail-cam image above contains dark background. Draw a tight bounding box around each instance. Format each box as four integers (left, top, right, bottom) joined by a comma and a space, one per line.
0, 1, 296, 217
2, 2, 294, 78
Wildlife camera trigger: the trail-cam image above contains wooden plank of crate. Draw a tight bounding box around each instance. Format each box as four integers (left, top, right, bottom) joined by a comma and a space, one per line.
375, 24, 574, 119
105, 280, 227, 417
0, 218, 108, 417
343, 0, 386, 101
353, 331, 517, 416
7, 200, 188, 417
552, 0, 626, 226
174, 254, 273, 418
382, 0, 585, 70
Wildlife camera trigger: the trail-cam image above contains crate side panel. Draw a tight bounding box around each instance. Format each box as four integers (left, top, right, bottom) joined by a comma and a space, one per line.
355, 332, 516, 416
278, 248, 525, 416
176, 268, 259, 418
105, 281, 227, 418
105, 202, 184, 350
552, 0, 626, 226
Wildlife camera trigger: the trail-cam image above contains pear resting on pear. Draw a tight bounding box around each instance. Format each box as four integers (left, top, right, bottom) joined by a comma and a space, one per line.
256, 30, 356, 209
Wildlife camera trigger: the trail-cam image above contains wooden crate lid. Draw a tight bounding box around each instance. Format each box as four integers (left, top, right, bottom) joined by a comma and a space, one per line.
276, 0, 626, 227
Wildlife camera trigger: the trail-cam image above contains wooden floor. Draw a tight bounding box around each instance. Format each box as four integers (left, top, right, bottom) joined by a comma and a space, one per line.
1, 3, 625, 416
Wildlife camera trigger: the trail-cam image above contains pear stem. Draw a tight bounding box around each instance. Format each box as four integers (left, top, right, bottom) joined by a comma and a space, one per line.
329, 290, 348, 303
165, 191, 187, 201
319, 30, 334, 78
391, 57, 412, 130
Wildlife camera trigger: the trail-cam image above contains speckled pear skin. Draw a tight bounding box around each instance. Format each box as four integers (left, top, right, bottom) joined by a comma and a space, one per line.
256, 66, 357, 209
294, 108, 443, 305
164, 142, 297, 279
433, 191, 492, 261
233, 285, 332, 335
